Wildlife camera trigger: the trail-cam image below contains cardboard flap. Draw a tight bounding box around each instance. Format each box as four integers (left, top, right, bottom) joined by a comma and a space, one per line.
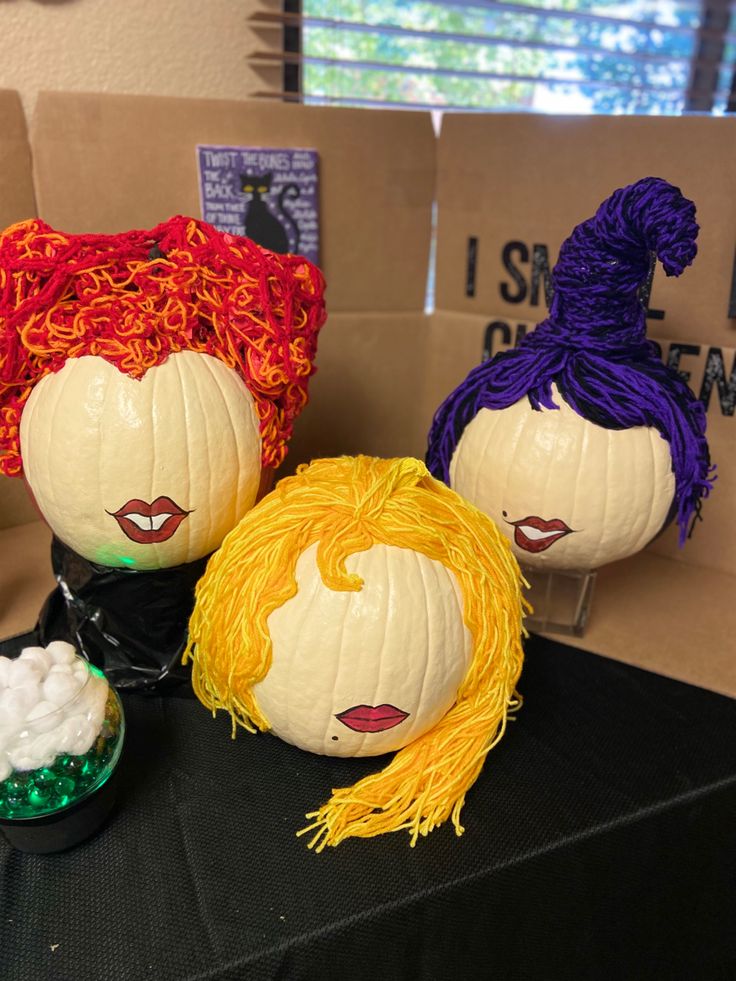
0, 521, 53, 639
435, 114, 736, 348
544, 551, 736, 698
281, 311, 430, 475
0, 89, 36, 228
0, 480, 38, 530
0, 90, 38, 527
31, 91, 436, 314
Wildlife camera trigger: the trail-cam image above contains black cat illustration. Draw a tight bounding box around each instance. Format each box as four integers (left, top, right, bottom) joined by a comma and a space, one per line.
240, 173, 300, 254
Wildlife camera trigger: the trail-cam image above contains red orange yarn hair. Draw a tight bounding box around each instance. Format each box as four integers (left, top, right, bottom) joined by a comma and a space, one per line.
0, 216, 326, 477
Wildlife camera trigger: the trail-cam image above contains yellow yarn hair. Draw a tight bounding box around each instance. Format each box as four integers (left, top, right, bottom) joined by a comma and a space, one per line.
184, 456, 528, 849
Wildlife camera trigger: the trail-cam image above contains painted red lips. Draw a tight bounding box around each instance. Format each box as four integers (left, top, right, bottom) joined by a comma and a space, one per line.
107, 497, 191, 545
335, 704, 410, 733
509, 515, 573, 553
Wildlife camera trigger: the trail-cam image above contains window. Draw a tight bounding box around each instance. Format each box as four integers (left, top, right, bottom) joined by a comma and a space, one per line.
250, 0, 736, 115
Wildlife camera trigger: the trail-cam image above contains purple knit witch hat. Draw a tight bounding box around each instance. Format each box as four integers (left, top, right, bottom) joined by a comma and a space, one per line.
426, 177, 714, 544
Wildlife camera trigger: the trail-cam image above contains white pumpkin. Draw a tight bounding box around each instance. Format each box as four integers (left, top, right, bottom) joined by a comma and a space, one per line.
254, 541, 473, 757
19, 351, 262, 570
449, 385, 675, 571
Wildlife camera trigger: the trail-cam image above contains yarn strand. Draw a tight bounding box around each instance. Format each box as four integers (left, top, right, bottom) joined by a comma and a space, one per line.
185, 456, 528, 848
427, 177, 713, 544
0, 217, 326, 476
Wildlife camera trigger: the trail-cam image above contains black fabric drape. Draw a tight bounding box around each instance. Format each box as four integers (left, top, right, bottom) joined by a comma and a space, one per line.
1, 634, 734, 981
36, 536, 207, 690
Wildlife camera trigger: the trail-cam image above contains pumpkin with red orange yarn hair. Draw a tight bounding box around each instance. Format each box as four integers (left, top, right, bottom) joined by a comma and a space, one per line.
0, 216, 326, 571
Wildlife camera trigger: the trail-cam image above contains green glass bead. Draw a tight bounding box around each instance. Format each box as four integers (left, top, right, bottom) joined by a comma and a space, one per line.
7, 775, 29, 794
53, 776, 74, 800
28, 785, 51, 807
61, 755, 86, 775
35, 767, 57, 787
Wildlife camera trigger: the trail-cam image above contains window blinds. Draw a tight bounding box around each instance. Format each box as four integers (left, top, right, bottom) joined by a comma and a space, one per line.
248, 0, 736, 114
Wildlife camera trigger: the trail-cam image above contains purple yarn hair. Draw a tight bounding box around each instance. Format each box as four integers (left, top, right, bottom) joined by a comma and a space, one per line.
426, 177, 714, 545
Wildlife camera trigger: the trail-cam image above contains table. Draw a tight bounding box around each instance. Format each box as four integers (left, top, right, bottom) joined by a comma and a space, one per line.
1, 634, 734, 981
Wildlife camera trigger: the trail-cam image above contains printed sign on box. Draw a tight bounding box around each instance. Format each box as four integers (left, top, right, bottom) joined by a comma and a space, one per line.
196, 145, 319, 264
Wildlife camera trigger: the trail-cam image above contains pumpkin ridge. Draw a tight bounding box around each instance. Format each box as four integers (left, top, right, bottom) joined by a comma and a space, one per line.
186, 456, 527, 847
409, 547, 435, 747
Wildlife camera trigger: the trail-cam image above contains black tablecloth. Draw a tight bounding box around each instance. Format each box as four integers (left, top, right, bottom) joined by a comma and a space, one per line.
1, 635, 734, 981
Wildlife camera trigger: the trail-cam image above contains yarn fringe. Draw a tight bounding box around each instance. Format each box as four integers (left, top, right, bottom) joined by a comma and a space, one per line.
0, 217, 326, 476
184, 456, 528, 848
298, 690, 523, 851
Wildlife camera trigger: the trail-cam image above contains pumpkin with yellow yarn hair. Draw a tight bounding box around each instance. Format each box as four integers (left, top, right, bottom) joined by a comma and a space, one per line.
185, 455, 527, 849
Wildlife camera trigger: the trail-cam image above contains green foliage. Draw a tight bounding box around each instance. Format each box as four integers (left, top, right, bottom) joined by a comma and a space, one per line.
303, 0, 720, 114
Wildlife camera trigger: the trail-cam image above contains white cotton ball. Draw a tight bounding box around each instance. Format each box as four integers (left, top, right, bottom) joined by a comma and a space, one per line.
1, 683, 40, 725
7, 743, 39, 771
0, 658, 110, 770
67, 718, 97, 757
0, 689, 26, 730
26, 732, 60, 770
8, 659, 42, 689
0, 757, 11, 782
19, 646, 47, 659
15, 681, 41, 706
0, 657, 12, 688
43, 671, 82, 707
26, 700, 60, 734
84, 677, 109, 730
0, 725, 14, 755
0, 706, 26, 731
72, 679, 100, 723
54, 716, 82, 756
46, 641, 78, 666
19, 647, 53, 676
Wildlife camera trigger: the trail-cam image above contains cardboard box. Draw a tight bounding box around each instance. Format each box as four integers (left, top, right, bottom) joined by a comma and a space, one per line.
1, 90, 733, 697
0, 88, 39, 530
429, 114, 736, 696
2, 90, 436, 640
31, 91, 436, 315
434, 113, 736, 348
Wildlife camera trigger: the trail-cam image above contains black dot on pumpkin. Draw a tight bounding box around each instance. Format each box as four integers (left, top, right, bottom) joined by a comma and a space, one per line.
331, 736, 338, 741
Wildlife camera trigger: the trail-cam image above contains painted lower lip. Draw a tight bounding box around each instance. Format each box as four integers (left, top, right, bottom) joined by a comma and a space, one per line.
510, 515, 572, 554
335, 704, 410, 733
107, 496, 190, 545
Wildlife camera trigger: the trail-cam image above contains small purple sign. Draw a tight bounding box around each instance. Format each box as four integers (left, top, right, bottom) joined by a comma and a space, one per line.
196, 145, 320, 264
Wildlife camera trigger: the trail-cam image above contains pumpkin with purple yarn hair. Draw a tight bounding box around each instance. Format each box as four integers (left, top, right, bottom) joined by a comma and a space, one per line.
426, 177, 714, 571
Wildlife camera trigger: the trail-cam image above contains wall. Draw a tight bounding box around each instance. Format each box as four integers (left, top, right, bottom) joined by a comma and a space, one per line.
0, 0, 274, 118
